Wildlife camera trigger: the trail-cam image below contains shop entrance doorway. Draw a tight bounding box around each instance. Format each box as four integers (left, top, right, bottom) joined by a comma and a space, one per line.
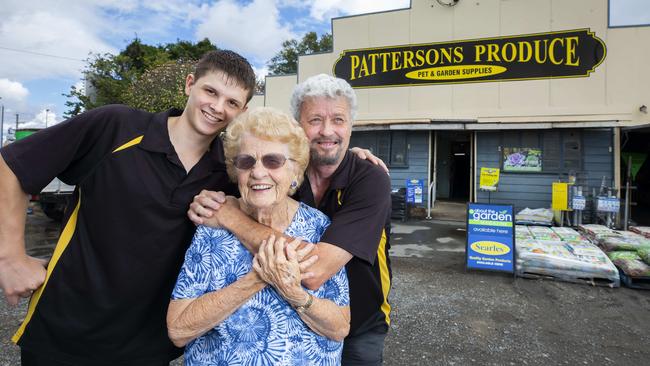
621, 127, 650, 226
432, 131, 472, 202
450, 140, 471, 200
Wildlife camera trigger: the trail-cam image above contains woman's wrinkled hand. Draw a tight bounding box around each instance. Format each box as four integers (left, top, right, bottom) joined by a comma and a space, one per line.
252, 235, 308, 306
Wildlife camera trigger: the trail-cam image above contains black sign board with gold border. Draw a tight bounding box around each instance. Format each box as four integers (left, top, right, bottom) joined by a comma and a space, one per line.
333, 29, 606, 88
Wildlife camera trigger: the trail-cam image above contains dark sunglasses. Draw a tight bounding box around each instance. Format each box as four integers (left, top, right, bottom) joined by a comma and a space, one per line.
233, 153, 292, 170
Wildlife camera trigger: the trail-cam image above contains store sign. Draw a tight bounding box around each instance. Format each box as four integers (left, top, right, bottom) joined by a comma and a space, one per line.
466, 203, 515, 273
572, 196, 586, 210
552, 182, 569, 211
333, 29, 606, 88
406, 179, 424, 203
479, 167, 500, 191
597, 197, 620, 213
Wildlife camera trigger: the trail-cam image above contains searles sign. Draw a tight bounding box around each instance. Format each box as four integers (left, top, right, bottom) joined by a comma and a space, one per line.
333, 29, 606, 88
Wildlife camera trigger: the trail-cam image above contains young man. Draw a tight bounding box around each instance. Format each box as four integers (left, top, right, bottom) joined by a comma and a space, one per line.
190, 74, 393, 365
0, 50, 257, 365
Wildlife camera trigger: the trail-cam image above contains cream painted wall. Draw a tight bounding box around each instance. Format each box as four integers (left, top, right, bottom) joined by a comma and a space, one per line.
263, 0, 650, 125
247, 94, 264, 109
263, 75, 297, 115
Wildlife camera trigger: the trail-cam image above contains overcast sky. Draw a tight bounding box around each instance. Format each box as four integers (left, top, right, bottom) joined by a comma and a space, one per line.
0, 0, 647, 137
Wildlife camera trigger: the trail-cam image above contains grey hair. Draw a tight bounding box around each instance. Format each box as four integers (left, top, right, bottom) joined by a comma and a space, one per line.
290, 73, 357, 122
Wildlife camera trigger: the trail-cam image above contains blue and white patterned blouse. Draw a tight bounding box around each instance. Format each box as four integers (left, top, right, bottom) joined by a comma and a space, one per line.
172, 202, 350, 366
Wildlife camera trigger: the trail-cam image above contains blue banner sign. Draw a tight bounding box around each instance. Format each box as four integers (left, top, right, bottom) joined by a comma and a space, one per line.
596, 196, 620, 213
406, 179, 424, 204
572, 195, 586, 210
466, 203, 515, 273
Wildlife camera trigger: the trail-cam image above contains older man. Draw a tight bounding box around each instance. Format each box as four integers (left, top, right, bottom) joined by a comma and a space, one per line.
190, 74, 392, 365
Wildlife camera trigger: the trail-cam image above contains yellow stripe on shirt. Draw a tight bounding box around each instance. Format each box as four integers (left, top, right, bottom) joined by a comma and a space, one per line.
112, 135, 143, 153
377, 229, 392, 325
335, 188, 391, 324
12, 193, 82, 343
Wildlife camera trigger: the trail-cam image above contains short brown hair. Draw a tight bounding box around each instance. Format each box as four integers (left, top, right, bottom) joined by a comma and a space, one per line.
223, 107, 309, 195
194, 50, 257, 102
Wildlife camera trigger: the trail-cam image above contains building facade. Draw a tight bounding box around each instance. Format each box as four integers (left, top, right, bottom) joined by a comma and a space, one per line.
252, 0, 650, 223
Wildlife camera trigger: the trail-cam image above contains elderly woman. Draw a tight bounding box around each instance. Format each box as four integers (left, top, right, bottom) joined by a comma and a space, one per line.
167, 107, 350, 365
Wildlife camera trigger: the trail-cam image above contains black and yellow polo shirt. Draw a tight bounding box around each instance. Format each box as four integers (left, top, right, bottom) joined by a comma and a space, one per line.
295, 151, 392, 337
1, 105, 236, 365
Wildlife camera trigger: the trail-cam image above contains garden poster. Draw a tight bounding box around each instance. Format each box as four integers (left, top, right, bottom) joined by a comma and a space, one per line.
502, 147, 542, 172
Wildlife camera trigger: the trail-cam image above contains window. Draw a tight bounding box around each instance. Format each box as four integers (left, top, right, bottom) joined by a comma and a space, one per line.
542, 130, 561, 171
609, 0, 650, 28
390, 131, 408, 166
500, 130, 582, 173
563, 131, 582, 171
350, 130, 409, 168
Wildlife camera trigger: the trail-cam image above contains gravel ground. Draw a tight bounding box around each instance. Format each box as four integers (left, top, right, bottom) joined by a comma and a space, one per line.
384, 256, 650, 365
2, 208, 650, 365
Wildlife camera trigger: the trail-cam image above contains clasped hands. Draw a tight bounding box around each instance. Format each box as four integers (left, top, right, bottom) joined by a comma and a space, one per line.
252, 235, 315, 308
188, 190, 319, 282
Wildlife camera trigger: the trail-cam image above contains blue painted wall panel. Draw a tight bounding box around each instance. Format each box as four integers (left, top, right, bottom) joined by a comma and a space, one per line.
476, 129, 614, 213
351, 130, 430, 205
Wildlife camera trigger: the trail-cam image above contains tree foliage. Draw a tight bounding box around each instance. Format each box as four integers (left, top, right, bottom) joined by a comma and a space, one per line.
124, 61, 194, 112
64, 38, 217, 118
267, 32, 332, 75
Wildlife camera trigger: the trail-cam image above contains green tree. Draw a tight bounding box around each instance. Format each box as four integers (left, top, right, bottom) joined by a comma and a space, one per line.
267, 32, 332, 75
64, 38, 218, 118
164, 39, 217, 61
123, 61, 194, 112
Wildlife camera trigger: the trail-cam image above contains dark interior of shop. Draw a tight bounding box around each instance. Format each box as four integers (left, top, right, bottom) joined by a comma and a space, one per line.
450, 140, 470, 200
621, 128, 650, 226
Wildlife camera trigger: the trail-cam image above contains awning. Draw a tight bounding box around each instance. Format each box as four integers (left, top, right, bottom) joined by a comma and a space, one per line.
353, 118, 650, 131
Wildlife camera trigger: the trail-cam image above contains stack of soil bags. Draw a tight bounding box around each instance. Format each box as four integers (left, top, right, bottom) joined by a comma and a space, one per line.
578, 224, 650, 289
549, 227, 582, 242
515, 225, 619, 287
630, 226, 650, 238
515, 208, 554, 226
577, 224, 615, 242
608, 252, 650, 278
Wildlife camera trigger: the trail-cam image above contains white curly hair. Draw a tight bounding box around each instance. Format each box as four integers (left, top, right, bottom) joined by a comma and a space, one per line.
290, 73, 357, 123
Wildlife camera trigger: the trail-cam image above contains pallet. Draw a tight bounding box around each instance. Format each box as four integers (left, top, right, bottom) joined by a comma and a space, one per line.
617, 268, 650, 290
516, 270, 619, 288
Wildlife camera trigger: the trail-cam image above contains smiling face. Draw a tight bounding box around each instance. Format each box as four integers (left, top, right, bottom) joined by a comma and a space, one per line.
298, 96, 352, 168
184, 70, 249, 137
236, 134, 297, 211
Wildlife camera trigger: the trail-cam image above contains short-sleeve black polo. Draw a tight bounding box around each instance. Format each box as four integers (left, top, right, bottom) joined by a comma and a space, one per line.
2, 105, 236, 365
294, 151, 392, 336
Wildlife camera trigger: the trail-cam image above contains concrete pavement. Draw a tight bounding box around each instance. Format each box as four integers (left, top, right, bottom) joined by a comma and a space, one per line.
390, 219, 466, 258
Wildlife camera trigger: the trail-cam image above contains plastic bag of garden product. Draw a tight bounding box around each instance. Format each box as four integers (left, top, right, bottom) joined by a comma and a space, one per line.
637, 247, 650, 265
599, 231, 650, 252
529, 226, 560, 241
630, 226, 650, 238
516, 225, 533, 239
578, 224, 617, 241
608, 251, 650, 277
516, 239, 619, 286
515, 208, 554, 225
566, 241, 612, 267
517, 239, 572, 259
551, 227, 582, 242
618, 230, 650, 242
